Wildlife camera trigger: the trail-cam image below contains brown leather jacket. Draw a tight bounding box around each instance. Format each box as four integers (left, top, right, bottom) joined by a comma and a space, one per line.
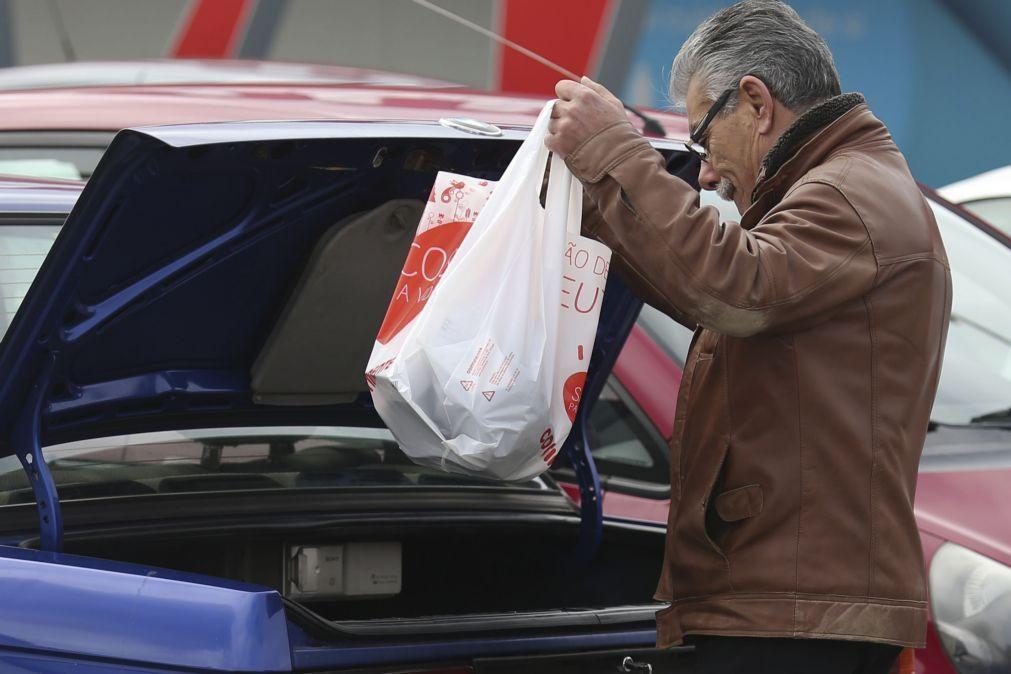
567, 94, 952, 648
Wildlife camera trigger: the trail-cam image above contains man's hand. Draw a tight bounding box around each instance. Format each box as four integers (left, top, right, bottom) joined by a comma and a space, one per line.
546, 76, 630, 159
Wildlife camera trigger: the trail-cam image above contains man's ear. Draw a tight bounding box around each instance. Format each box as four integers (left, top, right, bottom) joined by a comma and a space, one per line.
738, 75, 775, 135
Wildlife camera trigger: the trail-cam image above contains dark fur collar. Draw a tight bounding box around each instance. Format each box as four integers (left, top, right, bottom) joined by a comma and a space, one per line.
759, 93, 866, 184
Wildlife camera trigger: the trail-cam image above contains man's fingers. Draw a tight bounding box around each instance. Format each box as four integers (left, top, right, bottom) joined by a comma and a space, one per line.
544, 132, 561, 156
555, 78, 590, 101
580, 76, 609, 95
581, 76, 623, 109
551, 100, 571, 118
549, 78, 620, 159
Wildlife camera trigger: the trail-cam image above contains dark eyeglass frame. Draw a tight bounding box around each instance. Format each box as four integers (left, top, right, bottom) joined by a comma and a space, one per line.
683, 87, 736, 163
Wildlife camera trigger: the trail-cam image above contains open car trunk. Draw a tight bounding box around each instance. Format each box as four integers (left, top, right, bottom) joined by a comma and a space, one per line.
0, 119, 693, 671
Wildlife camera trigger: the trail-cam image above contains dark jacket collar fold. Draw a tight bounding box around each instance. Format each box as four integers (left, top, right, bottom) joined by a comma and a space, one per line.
743, 93, 894, 227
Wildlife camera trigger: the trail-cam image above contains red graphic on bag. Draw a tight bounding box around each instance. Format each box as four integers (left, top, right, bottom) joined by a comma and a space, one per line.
365, 357, 396, 392
441, 180, 466, 203
376, 220, 472, 344
540, 427, 558, 465
562, 372, 587, 422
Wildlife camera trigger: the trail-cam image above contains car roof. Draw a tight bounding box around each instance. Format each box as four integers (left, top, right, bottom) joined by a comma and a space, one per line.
0, 59, 463, 91
0, 83, 691, 142
938, 164, 1011, 203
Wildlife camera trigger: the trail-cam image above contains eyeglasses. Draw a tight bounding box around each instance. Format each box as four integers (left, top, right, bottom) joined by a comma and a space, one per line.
683, 87, 736, 163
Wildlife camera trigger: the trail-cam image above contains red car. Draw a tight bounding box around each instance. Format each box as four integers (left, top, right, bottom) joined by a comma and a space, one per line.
0, 79, 685, 183
0, 76, 1006, 674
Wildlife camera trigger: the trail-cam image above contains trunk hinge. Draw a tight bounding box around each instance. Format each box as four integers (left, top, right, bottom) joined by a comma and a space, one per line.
565, 280, 642, 563
565, 416, 603, 562
12, 353, 62, 551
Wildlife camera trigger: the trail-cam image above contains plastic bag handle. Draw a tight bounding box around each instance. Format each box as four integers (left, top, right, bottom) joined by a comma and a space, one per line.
459, 100, 580, 241
486, 101, 554, 208
545, 152, 583, 236
537, 101, 583, 237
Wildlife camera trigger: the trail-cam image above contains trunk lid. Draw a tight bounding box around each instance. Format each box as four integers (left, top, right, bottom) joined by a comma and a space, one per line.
0, 120, 644, 550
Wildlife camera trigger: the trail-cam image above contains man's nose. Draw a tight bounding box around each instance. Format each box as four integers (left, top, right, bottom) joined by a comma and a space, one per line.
698, 161, 721, 191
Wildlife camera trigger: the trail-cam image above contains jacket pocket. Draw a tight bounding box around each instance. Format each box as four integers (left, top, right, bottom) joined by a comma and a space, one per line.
715, 484, 764, 522
705, 481, 764, 559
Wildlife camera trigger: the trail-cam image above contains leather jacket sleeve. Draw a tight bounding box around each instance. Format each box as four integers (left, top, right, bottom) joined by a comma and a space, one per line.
581, 195, 698, 330
567, 121, 878, 337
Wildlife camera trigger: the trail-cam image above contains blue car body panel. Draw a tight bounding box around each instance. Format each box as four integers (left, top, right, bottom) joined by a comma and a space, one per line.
289, 628, 658, 671
0, 653, 197, 673
0, 544, 291, 672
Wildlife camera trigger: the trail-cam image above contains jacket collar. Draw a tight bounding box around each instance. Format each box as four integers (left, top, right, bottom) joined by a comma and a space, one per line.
742, 93, 889, 227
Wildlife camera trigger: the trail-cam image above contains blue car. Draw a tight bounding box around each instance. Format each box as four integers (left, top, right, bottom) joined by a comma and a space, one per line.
0, 122, 696, 673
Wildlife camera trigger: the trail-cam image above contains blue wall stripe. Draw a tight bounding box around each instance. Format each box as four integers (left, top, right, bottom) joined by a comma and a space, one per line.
237, 0, 290, 59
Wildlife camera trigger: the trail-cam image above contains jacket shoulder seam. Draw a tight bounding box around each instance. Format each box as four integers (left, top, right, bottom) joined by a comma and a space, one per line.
749, 179, 875, 309
787, 155, 854, 194
790, 176, 881, 270
876, 252, 946, 267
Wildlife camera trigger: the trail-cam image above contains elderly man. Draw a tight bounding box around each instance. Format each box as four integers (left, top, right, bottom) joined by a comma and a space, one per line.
545, 1, 951, 672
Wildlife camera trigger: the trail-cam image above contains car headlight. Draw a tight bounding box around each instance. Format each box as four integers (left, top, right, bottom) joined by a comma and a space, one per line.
930, 542, 1011, 673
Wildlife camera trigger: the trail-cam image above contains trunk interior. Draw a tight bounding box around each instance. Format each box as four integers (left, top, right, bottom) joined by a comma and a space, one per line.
58, 517, 665, 628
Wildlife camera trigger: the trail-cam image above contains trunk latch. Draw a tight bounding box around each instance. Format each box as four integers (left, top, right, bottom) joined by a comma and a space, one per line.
622, 656, 654, 673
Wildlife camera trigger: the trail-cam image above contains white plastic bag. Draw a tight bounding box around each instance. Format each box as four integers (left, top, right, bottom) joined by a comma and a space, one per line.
366, 101, 611, 481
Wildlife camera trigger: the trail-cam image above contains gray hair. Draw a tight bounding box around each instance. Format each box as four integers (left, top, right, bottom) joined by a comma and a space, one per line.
669, 0, 841, 113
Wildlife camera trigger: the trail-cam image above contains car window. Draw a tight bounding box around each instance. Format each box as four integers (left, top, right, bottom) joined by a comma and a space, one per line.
637, 304, 694, 366
0, 224, 61, 340
0, 149, 99, 181
585, 378, 670, 488
0, 159, 82, 181
0, 132, 116, 181
960, 197, 1011, 238
929, 199, 1011, 425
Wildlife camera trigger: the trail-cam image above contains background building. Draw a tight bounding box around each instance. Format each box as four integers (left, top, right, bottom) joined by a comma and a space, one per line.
0, 0, 1006, 186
